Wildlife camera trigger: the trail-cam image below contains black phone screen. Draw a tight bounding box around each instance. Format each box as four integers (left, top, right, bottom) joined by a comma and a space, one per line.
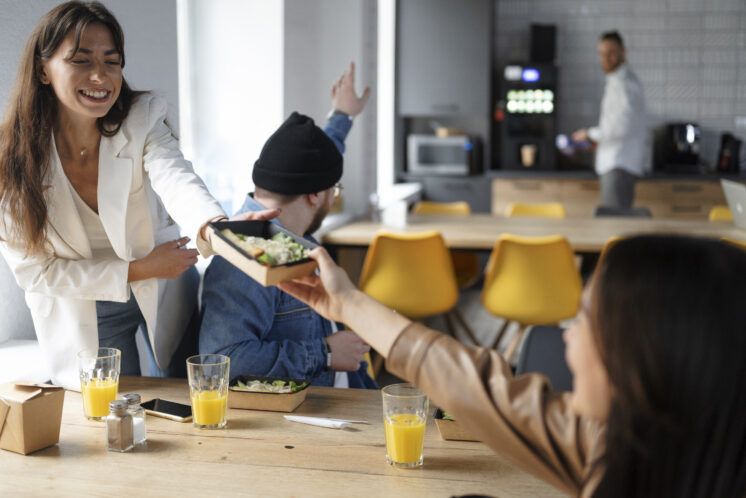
141, 398, 192, 419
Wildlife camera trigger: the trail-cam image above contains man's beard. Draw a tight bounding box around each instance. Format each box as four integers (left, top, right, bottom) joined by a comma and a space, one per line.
305, 203, 330, 235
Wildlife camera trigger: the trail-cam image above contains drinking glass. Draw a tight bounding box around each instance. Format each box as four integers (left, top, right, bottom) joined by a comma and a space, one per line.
382, 383, 428, 468
187, 354, 230, 429
78, 347, 121, 421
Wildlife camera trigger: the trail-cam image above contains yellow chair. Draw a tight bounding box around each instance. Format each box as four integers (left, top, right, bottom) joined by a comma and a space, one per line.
364, 351, 375, 380
722, 237, 746, 251
709, 205, 733, 222
505, 202, 566, 218
412, 200, 471, 216
481, 234, 583, 362
359, 231, 478, 375
412, 201, 480, 288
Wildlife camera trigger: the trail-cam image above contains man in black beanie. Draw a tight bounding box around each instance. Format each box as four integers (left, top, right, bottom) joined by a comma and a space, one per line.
199, 63, 376, 389
250, 111, 343, 235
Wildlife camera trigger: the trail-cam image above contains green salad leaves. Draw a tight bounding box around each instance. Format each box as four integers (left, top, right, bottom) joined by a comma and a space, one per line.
233, 379, 308, 393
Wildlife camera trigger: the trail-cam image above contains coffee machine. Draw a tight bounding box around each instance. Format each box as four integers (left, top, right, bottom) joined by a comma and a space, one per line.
653, 123, 702, 173
498, 63, 558, 170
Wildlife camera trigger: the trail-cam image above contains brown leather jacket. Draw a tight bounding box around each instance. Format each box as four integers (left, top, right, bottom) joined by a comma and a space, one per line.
386, 323, 606, 497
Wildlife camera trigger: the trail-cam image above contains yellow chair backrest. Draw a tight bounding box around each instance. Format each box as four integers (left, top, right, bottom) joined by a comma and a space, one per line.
412, 201, 471, 216
364, 351, 375, 379
413, 200, 479, 288
481, 234, 582, 325
359, 231, 458, 319
709, 205, 733, 222
505, 202, 566, 218
722, 237, 746, 251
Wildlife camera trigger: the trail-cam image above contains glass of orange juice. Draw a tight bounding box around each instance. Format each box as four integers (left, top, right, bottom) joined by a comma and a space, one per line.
382, 383, 428, 468
78, 347, 121, 421
186, 354, 229, 429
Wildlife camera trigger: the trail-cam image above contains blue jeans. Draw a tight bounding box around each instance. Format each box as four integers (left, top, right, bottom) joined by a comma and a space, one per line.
97, 293, 166, 377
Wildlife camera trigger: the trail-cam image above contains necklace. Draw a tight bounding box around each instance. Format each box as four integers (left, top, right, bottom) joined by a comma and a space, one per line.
80, 148, 87, 157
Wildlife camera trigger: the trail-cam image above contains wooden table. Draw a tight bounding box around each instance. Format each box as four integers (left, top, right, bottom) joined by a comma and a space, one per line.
322, 214, 746, 253
0, 377, 564, 497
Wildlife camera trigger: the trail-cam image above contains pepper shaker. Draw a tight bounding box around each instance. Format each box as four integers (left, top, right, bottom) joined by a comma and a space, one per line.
106, 400, 134, 452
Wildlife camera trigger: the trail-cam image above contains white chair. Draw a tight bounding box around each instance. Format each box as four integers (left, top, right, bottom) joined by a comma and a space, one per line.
0, 254, 51, 383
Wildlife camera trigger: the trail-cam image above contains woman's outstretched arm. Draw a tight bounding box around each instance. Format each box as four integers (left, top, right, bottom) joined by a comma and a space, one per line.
278, 247, 412, 357
279, 247, 604, 495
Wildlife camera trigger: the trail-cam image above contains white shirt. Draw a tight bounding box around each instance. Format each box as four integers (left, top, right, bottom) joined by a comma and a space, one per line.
68, 184, 117, 260
588, 64, 649, 176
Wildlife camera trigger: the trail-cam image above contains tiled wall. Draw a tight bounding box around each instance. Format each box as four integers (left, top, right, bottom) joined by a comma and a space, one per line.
495, 0, 746, 170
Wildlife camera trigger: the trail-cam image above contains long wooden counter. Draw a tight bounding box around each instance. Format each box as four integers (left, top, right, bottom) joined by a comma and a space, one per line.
491, 177, 744, 219
322, 214, 746, 252
0, 376, 564, 497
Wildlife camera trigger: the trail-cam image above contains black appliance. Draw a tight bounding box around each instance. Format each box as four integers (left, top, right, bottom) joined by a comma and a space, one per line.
717, 133, 742, 173
530, 24, 556, 64
653, 123, 702, 173
498, 63, 558, 170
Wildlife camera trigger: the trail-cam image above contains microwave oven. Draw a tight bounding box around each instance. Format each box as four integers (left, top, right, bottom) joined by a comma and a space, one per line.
407, 134, 481, 176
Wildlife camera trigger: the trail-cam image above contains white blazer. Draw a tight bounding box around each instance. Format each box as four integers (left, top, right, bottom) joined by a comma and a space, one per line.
0, 94, 224, 390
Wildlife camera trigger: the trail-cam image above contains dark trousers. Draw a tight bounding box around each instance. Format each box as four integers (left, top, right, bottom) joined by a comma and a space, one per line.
599, 168, 639, 209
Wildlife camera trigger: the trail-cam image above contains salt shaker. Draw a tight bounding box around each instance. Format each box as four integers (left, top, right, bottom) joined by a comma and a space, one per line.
106, 400, 134, 452
122, 393, 147, 446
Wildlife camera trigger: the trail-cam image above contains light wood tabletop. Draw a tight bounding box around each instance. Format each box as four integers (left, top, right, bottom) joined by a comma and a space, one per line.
1, 376, 565, 498
322, 214, 746, 252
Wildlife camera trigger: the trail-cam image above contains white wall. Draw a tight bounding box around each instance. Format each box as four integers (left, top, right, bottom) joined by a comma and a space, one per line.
179, 0, 377, 218
0, 0, 179, 130
284, 0, 378, 218
179, 0, 285, 215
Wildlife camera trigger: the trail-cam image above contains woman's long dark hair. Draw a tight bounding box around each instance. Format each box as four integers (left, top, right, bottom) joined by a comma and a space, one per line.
592, 235, 746, 497
0, 1, 143, 255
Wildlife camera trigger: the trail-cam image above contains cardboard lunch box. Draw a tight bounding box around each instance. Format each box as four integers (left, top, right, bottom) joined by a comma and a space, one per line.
0, 382, 65, 455
434, 408, 480, 442
209, 220, 319, 287
228, 375, 310, 413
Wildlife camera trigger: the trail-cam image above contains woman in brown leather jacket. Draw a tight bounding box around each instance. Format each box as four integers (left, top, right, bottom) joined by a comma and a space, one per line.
280, 235, 746, 497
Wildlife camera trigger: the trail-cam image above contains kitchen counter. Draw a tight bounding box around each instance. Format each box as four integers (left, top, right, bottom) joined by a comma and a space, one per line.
486, 169, 746, 182
490, 175, 744, 219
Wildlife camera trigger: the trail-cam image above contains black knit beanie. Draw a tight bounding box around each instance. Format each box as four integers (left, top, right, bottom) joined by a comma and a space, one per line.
252, 112, 343, 195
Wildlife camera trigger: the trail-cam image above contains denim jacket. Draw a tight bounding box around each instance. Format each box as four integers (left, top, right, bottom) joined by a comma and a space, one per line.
199, 116, 375, 388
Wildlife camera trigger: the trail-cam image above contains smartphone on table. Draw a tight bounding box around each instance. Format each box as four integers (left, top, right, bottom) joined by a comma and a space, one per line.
140, 398, 192, 422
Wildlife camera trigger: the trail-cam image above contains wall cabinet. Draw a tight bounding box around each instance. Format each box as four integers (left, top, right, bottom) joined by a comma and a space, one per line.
491, 178, 729, 219
397, 0, 491, 116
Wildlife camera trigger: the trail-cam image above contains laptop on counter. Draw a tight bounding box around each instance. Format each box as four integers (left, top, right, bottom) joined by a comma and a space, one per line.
721, 179, 746, 230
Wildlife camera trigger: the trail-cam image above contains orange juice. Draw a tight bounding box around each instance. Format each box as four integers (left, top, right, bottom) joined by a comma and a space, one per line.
384, 413, 426, 466
81, 377, 118, 419
191, 390, 227, 427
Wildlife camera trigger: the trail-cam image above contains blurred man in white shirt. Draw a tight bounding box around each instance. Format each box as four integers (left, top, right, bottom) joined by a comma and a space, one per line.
573, 31, 648, 209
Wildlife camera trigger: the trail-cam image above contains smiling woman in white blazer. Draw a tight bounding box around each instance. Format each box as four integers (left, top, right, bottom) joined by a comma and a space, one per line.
0, 2, 274, 390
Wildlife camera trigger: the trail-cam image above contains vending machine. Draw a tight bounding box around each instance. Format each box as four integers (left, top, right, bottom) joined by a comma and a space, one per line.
497, 63, 558, 170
